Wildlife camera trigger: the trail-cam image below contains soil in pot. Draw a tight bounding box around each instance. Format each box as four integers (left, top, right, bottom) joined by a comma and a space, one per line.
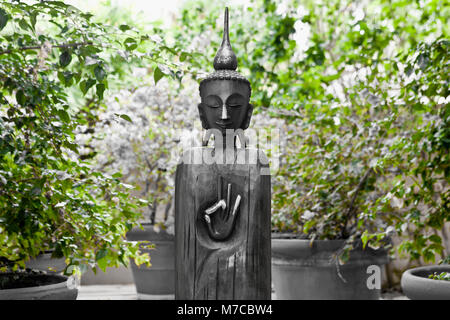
126, 224, 175, 299
272, 238, 389, 300
401, 265, 450, 300
0, 272, 78, 300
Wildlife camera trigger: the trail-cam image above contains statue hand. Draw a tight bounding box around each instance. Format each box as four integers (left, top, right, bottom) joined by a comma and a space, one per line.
204, 182, 241, 241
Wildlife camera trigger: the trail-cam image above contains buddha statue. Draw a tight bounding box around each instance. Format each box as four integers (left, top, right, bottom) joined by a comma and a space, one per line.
198, 8, 253, 147
175, 7, 271, 300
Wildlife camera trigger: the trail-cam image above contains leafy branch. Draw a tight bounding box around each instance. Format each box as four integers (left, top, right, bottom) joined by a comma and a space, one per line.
0, 41, 93, 55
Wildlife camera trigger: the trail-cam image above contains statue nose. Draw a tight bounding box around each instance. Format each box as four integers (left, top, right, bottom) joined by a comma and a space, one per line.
221, 104, 229, 120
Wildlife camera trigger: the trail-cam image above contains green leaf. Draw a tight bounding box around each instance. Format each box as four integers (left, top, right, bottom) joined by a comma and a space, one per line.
18, 19, 30, 31
57, 109, 70, 123
97, 257, 108, 272
119, 24, 130, 32
30, 11, 37, 29
59, 50, 72, 68
118, 254, 129, 268
96, 249, 108, 261
361, 230, 370, 249
63, 142, 78, 154
429, 234, 442, 244
124, 37, 137, 51
79, 78, 96, 95
180, 52, 189, 62
154, 67, 164, 85
0, 8, 8, 31
94, 65, 106, 81
112, 172, 122, 178
15, 90, 26, 106
96, 83, 105, 100
115, 113, 132, 123
58, 71, 74, 87
161, 45, 176, 55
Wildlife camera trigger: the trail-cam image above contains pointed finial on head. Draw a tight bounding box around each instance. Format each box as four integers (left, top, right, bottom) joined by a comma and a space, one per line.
213, 7, 238, 71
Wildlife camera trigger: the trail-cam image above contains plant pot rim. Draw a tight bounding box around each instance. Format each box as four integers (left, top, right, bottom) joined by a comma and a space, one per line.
272, 238, 388, 250
272, 238, 349, 243
402, 265, 450, 284
271, 232, 361, 242
272, 238, 388, 267
401, 265, 450, 300
0, 272, 68, 291
126, 224, 174, 241
0, 272, 78, 300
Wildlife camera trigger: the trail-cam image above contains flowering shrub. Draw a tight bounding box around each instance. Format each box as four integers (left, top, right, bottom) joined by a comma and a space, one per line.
76, 76, 201, 233
0, 1, 181, 273
172, 0, 449, 264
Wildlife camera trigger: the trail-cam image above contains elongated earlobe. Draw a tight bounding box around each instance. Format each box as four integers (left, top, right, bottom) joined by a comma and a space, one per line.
241, 103, 253, 130
198, 103, 209, 129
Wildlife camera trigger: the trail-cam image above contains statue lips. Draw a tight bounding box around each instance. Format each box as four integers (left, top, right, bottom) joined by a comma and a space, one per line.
215, 120, 233, 129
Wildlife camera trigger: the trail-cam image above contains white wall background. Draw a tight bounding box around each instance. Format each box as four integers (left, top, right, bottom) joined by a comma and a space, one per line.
66, 0, 250, 26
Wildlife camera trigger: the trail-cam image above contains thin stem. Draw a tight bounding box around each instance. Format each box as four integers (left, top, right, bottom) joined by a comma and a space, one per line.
0, 41, 93, 55
341, 167, 373, 238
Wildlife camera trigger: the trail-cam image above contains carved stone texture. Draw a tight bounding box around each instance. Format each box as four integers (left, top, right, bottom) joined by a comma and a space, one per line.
175, 147, 271, 300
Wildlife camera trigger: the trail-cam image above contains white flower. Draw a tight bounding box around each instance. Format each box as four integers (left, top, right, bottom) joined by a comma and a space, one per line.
385, 226, 395, 236
75, 74, 201, 227
275, 0, 290, 16
291, 19, 311, 61
391, 196, 404, 209
301, 210, 316, 220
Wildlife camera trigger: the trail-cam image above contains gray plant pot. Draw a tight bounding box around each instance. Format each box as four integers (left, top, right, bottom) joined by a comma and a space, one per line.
126, 224, 175, 299
25, 251, 66, 273
80, 265, 134, 285
0, 273, 78, 300
401, 265, 450, 300
272, 238, 388, 300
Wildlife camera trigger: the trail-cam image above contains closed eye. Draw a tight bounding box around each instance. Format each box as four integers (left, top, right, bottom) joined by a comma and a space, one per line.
226, 93, 246, 108
204, 95, 222, 108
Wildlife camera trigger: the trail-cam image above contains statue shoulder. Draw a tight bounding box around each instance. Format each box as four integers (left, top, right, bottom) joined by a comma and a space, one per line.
178, 147, 213, 165
242, 147, 269, 167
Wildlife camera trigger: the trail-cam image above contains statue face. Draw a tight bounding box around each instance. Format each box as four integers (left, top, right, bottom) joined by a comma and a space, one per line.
199, 79, 252, 132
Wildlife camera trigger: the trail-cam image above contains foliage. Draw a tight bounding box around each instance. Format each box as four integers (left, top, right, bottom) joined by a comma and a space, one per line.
0, 0, 181, 273
428, 272, 450, 281
0, 0, 448, 277
172, 0, 449, 262
76, 77, 201, 233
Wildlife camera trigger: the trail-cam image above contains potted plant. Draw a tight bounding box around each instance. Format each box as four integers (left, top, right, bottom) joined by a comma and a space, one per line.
271, 236, 389, 300
270, 2, 449, 299
126, 224, 175, 299
0, 270, 78, 300
170, 0, 448, 299
77, 77, 200, 298
0, 1, 181, 299
401, 258, 450, 300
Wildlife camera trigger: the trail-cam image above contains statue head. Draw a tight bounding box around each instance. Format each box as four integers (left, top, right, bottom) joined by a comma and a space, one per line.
198, 8, 253, 133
